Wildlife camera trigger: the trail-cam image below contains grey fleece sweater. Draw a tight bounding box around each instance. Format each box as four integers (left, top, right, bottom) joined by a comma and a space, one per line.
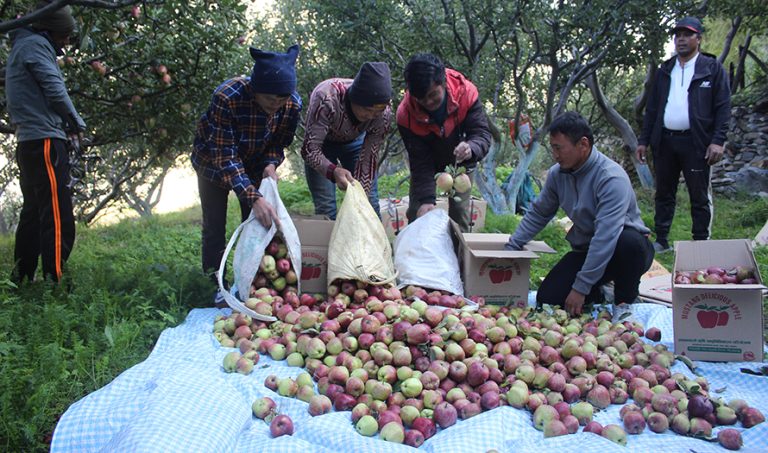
5, 28, 85, 142
506, 147, 650, 295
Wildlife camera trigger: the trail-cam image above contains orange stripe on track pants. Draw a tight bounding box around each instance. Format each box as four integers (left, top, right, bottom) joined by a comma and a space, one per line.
43, 138, 63, 280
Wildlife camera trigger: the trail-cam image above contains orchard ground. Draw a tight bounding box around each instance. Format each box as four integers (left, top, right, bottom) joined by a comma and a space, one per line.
0, 173, 765, 451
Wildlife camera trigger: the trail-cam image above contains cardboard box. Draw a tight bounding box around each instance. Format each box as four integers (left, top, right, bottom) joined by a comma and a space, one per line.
380, 198, 409, 241
436, 196, 487, 232
639, 274, 673, 305
292, 215, 335, 294
672, 239, 766, 362
454, 225, 555, 306
468, 197, 487, 232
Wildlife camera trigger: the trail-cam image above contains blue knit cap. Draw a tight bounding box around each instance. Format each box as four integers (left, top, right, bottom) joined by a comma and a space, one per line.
249, 44, 299, 95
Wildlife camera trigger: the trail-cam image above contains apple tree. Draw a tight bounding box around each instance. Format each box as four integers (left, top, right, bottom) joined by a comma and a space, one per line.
1, 0, 250, 223
251, 0, 694, 213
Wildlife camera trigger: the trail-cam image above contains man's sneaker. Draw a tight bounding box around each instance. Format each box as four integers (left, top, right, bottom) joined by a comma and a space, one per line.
653, 241, 672, 254
612, 303, 637, 324
213, 290, 227, 308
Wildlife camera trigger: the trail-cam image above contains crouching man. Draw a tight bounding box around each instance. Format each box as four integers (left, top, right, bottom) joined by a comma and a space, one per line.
505, 112, 654, 317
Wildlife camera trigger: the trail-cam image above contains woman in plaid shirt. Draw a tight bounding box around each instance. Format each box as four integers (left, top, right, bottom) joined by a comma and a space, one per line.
192, 45, 302, 300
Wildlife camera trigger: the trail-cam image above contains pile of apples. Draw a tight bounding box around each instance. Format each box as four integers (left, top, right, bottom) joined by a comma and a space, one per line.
674, 266, 758, 285
403, 285, 474, 310
249, 234, 298, 296
212, 282, 764, 449
614, 376, 764, 450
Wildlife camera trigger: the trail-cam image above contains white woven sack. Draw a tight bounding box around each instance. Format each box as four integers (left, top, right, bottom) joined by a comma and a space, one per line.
217, 178, 301, 321
394, 208, 464, 296
327, 180, 396, 286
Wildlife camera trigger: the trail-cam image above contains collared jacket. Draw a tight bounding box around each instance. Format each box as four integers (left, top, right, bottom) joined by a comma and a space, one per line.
301, 78, 392, 195
506, 148, 650, 296
639, 52, 730, 154
5, 28, 86, 142
192, 77, 301, 205
396, 69, 491, 206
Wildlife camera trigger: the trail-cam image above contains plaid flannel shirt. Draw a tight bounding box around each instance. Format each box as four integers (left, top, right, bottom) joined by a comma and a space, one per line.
192, 77, 302, 205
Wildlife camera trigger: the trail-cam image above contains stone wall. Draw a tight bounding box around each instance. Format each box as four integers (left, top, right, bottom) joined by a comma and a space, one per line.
713, 106, 768, 195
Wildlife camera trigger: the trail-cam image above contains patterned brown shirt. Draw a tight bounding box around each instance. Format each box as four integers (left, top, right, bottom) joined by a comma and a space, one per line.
300, 78, 392, 194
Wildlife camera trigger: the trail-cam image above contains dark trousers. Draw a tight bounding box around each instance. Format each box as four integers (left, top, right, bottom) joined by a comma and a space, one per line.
652, 133, 712, 242
406, 168, 474, 232
13, 138, 75, 283
536, 228, 654, 307
198, 176, 254, 285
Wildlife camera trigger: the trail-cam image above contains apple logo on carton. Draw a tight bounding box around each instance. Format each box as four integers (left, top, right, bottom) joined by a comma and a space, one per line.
301, 252, 327, 281
479, 260, 521, 284
680, 292, 741, 329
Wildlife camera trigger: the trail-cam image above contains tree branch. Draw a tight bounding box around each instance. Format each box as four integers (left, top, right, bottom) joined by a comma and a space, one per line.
718, 16, 742, 65
0, 0, 146, 34
585, 72, 653, 189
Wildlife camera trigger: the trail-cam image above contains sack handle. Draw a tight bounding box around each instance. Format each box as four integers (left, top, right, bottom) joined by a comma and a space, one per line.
217, 216, 277, 322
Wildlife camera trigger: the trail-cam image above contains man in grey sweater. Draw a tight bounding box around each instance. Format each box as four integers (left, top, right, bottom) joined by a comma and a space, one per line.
506, 112, 654, 316
6, 2, 85, 283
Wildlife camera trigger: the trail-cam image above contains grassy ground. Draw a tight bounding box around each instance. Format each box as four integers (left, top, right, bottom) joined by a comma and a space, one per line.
0, 175, 765, 451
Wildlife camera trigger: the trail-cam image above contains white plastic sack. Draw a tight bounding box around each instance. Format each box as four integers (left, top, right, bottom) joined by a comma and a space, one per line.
394, 208, 464, 296
327, 180, 396, 286
217, 178, 301, 321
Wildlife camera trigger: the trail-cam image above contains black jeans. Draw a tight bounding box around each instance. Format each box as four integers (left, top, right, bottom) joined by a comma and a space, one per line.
536, 227, 654, 307
197, 175, 254, 285
13, 138, 75, 283
652, 132, 712, 243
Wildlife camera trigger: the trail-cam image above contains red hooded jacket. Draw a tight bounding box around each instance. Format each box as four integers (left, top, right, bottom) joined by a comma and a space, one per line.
396, 69, 490, 206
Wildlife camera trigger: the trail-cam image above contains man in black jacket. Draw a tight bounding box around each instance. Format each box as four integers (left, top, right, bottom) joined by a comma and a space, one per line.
636, 17, 731, 252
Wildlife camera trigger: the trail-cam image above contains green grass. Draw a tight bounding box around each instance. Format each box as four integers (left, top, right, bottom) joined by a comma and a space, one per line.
0, 175, 766, 451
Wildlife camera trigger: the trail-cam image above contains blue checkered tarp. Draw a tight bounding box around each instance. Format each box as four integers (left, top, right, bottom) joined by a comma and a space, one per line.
51, 301, 768, 453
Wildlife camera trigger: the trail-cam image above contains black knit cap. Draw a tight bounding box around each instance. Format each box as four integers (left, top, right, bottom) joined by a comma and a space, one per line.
672, 17, 703, 34
32, 1, 77, 35
250, 44, 299, 95
348, 62, 392, 107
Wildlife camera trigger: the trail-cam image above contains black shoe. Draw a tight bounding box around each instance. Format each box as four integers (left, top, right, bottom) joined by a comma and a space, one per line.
653, 241, 672, 253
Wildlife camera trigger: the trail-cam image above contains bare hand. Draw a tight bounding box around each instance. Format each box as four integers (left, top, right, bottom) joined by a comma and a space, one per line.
635, 145, 647, 164
705, 144, 724, 166
263, 164, 278, 181
251, 197, 280, 228
68, 132, 84, 151
333, 167, 354, 190
454, 141, 472, 163
564, 289, 586, 317
416, 203, 436, 218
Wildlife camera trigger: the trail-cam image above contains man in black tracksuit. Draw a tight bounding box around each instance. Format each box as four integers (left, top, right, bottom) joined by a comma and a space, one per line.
636, 17, 731, 252
6, 3, 85, 283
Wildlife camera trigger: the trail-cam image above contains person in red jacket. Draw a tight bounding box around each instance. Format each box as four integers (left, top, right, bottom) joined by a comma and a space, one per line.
397, 53, 491, 231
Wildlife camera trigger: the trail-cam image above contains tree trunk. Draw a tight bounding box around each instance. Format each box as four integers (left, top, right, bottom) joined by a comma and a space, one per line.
586, 72, 654, 189
502, 138, 541, 212
733, 33, 752, 94
718, 16, 742, 65
475, 120, 512, 214
633, 63, 656, 126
